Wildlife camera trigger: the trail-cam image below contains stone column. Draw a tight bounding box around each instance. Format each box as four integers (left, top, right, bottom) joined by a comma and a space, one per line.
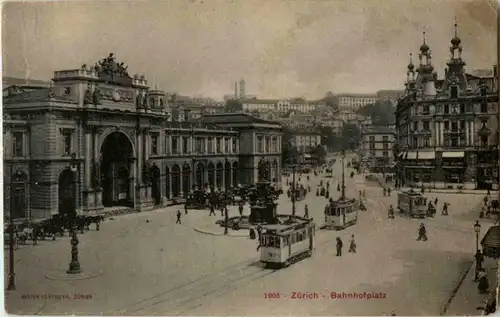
144, 131, 150, 161
465, 121, 470, 146
130, 160, 136, 202
137, 130, 143, 184
84, 129, 92, 188
222, 167, 226, 189
229, 166, 234, 187
179, 171, 184, 198
253, 132, 256, 153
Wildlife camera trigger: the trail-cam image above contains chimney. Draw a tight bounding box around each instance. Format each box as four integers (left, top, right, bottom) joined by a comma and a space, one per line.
234, 82, 238, 99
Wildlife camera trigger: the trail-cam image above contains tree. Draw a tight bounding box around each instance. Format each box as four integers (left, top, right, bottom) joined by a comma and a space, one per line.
309, 145, 327, 165
225, 99, 243, 112
281, 142, 299, 166
341, 123, 361, 149
357, 100, 395, 126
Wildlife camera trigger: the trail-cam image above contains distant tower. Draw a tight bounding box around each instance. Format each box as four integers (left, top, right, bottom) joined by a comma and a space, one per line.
239, 78, 246, 99
234, 82, 238, 99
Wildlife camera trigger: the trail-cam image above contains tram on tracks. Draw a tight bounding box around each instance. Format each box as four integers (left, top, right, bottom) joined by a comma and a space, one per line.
258, 217, 316, 269
324, 196, 359, 230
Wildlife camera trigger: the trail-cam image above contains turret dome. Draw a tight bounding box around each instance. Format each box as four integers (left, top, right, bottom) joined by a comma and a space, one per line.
451, 36, 461, 46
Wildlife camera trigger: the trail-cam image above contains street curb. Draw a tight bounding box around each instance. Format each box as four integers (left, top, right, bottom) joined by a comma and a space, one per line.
45, 270, 104, 281
440, 260, 474, 316
193, 226, 249, 238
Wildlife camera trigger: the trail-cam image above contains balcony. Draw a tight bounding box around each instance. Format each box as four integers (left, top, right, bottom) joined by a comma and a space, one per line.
443, 129, 462, 135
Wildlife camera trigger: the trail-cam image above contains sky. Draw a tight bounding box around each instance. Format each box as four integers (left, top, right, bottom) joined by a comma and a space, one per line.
2, 0, 497, 100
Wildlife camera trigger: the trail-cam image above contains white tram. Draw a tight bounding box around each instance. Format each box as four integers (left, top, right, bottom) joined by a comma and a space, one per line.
324, 197, 359, 230
259, 218, 315, 268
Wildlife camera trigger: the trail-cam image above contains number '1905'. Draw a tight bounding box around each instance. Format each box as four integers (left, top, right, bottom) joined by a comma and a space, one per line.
264, 292, 281, 299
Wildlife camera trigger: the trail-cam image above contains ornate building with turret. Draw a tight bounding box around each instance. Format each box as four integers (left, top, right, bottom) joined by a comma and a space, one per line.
395, 24, 498, 190
3, 54, 282, 221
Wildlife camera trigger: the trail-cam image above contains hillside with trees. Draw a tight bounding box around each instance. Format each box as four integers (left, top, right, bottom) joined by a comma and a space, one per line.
356, 99, 396, 126
224, 99, 243, 112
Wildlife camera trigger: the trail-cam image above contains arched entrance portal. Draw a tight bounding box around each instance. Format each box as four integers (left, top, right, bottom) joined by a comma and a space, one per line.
182, 164, 191, 195
224, 161, 231, 189
232, 162, 239, 186
272, 160, 278, 183
59, 169, 76, 215
195, 163, 205, 189
171, 164, 180, 197
151, 165, 161, 205
165, 166, 170, 199
101, 132, 134, 207
11, 171, 28, 219
216, 162, 223, 190
207, 163, 215, 187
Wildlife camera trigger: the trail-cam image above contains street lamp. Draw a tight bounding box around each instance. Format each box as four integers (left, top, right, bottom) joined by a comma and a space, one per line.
474, 220, 481, 280
67, 153, 81, 274
474, 220, 481, 252
6, 168, 22, 291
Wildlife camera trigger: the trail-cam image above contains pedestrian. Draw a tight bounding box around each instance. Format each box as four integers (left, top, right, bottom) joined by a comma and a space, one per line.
184, 203, 188, 215
442, 202, 448, 216
478, 269, 489, 294
238, 202, 244, 216
487, 189, 491, 199
417, 223, 427, 241
176, 210, 182, 224
475, 250, 484, 280
304, 205, 309, 218
434, 197, 438, 206
209, 205, 216, 216
256, 226, 262, 251
336, 237, 343, 256
220, 206, 224, 217
32, 226, 38, 246
348, 234, 356, 253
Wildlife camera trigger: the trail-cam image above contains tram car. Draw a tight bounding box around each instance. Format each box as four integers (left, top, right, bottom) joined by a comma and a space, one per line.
397, 189, 427, 218
258, 218, 315, 269
324, 197, 359, 230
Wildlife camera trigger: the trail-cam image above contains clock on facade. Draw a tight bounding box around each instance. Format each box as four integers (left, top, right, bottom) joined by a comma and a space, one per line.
112, 90, 121, 101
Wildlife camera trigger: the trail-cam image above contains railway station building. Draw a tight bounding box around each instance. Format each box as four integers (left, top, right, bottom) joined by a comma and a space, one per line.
3, 54, 282, 221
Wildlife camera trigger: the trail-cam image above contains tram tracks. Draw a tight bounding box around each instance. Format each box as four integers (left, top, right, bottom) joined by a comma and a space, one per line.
117, 258, 277, 315
117, 225, 339, 315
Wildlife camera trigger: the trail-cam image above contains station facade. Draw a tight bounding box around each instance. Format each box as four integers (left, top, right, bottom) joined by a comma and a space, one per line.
3, 54, 282, 220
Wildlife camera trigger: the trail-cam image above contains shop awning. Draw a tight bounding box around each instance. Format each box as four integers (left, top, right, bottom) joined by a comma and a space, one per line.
406, 152, 417, 160
481, 226, 500, 259
442, 152, 465, 158
418, 152, 435, 160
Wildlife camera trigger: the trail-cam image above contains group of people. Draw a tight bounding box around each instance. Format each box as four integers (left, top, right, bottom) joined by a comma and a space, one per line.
335, 235, 357, 256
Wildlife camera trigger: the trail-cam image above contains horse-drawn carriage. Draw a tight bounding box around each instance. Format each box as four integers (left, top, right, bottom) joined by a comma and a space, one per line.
186, 190, 209, 209
3, 213, 105, 247
324, 168, 333, 178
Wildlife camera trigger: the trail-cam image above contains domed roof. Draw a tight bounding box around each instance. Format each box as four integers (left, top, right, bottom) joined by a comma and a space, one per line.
407, 63, 415, 71
451, 36, 461, 46
420, 43, 430, 52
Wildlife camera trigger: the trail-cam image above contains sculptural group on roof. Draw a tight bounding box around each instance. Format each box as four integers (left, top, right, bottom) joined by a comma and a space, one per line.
93, 53, 129, 77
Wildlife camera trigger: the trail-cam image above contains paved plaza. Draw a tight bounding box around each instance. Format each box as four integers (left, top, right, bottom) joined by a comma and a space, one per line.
4, 157, 488, 315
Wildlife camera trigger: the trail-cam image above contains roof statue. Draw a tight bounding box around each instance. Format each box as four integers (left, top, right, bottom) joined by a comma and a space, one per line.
94, 53, 133, 86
